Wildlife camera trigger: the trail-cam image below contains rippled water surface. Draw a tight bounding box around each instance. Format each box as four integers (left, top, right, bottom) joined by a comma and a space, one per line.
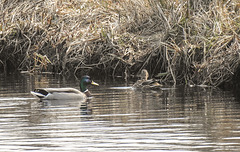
1, 73, 240, 151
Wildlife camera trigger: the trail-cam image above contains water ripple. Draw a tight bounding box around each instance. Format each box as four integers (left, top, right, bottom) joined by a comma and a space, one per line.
1, 75, 240, 151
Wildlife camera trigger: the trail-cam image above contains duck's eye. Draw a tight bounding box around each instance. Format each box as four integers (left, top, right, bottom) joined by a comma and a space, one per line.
84, 79, 91, 84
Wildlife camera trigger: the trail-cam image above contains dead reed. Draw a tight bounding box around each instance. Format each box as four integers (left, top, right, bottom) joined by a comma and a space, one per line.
0, 0, 240, 86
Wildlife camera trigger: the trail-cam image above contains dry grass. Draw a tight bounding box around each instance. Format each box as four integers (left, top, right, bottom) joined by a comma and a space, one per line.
1, 0, 240, 86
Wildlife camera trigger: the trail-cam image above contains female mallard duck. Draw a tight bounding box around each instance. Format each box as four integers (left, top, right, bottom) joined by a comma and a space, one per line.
31, 75, 99, 100
133, 69, 162, 90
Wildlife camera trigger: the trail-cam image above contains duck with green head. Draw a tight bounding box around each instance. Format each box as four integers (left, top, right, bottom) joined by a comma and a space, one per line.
133, 69, 162, 89
31, 75, 99, 100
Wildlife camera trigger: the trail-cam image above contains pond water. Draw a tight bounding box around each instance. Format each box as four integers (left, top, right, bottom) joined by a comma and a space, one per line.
1, 73, 240, 151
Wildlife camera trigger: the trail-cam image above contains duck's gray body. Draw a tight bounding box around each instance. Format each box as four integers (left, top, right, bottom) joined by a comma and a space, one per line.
31, 88, 87, 100
31, 75, 98, 100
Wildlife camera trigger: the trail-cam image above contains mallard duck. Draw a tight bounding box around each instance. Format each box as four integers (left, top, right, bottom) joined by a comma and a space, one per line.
133, 69, 162, 90
31, 75, 99, 100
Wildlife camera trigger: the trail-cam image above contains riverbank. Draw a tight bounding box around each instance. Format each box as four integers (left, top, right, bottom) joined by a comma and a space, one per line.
1, 0, 240, 86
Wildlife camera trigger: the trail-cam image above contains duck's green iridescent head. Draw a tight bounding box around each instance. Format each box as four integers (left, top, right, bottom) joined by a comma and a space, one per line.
80, 75, 99, 92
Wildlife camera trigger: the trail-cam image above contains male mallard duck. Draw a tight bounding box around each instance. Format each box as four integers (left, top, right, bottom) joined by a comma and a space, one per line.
31, 75, 99, 100
133, 69, 162, 90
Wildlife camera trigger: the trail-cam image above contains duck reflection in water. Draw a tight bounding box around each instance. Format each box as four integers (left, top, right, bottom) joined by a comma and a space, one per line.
40, 99, 93, 115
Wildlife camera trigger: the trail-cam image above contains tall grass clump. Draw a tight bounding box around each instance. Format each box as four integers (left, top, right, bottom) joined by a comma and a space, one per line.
0, 0, 240, 86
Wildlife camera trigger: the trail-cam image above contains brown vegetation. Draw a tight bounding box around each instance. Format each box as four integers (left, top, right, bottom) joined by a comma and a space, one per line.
0, 0, 240, 86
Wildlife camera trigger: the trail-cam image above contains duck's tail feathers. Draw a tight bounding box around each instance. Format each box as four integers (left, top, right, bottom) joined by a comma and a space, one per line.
31, 91, 45, 99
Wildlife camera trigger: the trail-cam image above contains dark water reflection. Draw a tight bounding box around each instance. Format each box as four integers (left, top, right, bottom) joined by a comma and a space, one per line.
1, 73, 240, 151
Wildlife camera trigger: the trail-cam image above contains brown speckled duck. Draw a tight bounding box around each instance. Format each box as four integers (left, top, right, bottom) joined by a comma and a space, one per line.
133, 69, 162, 90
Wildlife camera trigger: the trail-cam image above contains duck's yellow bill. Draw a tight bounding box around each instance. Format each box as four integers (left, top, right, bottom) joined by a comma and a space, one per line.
91, 81, 99, 86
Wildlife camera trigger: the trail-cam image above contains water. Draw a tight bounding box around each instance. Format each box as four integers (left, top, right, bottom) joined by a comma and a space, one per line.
1, 73, 240, 151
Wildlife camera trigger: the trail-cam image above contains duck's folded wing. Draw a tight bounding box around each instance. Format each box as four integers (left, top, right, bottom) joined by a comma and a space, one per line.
39, 88, 81, 94
31, 91, 46, 98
